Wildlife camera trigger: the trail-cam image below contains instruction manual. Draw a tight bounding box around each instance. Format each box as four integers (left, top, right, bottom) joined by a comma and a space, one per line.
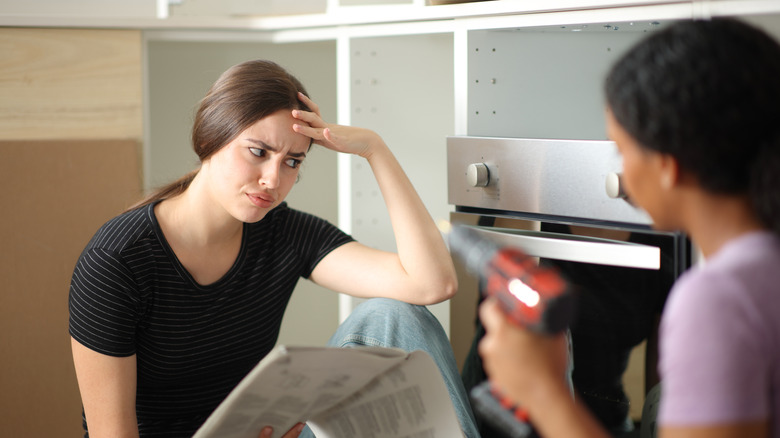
193, 345, 464, 438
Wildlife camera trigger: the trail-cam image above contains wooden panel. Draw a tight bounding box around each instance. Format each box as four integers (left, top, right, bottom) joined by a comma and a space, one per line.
0, 28, 142, 140
0, 139, 141, 437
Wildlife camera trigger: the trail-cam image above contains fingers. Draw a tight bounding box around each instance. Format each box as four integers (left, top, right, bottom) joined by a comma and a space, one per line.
479, 298, 506, 333
291, 107, 322, 126
257, 423, 305, 438
479, 298, 570, 404
291, 106, 330, 146
292, 92, 325, 131
283, 423, 306, 438
292, 123, 330, 146
297, 92, 321, 116
477, 300, 503, 366
478, 299, 510, 373
290, 95, 348, 151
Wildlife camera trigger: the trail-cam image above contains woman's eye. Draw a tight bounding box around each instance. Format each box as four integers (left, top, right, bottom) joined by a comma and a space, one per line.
249, 147, 265, 158
285, 158, 302, 169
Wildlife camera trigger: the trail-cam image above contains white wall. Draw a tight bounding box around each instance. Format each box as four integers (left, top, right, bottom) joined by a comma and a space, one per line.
346, 32, 455, 334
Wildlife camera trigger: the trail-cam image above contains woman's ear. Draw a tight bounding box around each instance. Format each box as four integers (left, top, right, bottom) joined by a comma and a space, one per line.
658, 153, 681, 190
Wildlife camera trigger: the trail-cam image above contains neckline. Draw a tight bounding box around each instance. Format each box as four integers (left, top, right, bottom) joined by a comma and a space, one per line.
145, 201, 249, 290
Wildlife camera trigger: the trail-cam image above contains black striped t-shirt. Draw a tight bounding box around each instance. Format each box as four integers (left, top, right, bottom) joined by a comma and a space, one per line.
68, 201, 353, 437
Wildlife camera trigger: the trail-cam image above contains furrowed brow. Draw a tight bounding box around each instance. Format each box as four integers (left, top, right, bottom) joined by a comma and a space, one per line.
247, 138, 306, 159
246, 139, 275, 151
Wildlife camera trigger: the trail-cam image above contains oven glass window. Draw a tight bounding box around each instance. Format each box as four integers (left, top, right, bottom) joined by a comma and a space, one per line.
452, 211, 688, 435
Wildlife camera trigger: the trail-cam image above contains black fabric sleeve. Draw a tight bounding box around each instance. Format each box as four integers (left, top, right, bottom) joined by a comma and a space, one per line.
284, 208, 355, 279
68, 247, 140, 357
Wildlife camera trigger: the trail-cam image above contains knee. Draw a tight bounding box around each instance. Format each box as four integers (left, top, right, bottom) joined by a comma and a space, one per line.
352, 298, 437, 328
356, 297, 413, 309
339, 298, 447, 343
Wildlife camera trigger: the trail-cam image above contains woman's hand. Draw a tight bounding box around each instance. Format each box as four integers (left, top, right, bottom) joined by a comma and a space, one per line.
258, 422, 305, 438
478, 299, 569, 407
479, 299, 614, 438
292, 92, 383, 159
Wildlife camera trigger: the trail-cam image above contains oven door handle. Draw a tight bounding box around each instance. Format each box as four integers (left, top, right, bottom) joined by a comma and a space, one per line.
466, 226, 661, 270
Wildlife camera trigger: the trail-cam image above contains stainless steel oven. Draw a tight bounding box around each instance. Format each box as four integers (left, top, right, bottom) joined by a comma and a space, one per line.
447, 136, 690, 435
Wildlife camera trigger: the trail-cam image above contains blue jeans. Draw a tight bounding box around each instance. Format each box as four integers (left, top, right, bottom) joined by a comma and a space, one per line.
300, 298, 479, 438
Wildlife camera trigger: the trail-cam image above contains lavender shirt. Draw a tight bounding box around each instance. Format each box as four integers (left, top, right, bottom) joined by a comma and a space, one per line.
658, 231, 780, 434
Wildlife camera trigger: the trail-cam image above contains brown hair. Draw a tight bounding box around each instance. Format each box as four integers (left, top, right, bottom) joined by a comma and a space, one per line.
129, 59, 310, 211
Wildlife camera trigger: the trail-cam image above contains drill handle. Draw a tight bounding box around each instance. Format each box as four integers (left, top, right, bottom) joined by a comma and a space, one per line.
470, 382, 538, 438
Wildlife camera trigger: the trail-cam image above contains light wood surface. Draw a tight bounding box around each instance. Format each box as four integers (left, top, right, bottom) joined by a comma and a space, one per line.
0, 28, 142, 140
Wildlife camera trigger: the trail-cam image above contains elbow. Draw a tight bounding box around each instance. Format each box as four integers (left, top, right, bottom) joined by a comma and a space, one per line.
442, 274, 458, 301
422, 272, 458, 305
433, 261, 459, 303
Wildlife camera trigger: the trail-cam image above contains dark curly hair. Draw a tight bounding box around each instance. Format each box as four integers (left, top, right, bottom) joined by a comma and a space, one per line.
605, 18, 780, 234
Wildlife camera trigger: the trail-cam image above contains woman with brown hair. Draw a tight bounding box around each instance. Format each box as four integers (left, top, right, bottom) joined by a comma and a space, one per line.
68, 60, 477, 438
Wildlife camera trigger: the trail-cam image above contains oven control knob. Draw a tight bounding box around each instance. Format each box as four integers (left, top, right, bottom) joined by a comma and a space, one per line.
605, 172, 627, 199
466, 163, 490, 187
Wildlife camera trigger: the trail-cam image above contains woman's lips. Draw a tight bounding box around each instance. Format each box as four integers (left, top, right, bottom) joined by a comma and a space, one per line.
247, 192, 275, 208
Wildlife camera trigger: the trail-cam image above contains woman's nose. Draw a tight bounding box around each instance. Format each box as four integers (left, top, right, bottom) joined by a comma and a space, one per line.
259, 162, 281, 189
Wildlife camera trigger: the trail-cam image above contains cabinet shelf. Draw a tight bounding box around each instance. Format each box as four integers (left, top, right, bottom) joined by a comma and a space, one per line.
2, 0, 779, 38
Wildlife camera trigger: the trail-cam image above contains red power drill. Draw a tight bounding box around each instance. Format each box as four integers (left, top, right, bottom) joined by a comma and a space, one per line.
448, 224, 576, 438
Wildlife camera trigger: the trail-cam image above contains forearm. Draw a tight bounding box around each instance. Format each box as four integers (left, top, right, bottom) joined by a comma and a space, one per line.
290, 101, 457, 302
363, 140, 457, 302
71, 338, 140, 438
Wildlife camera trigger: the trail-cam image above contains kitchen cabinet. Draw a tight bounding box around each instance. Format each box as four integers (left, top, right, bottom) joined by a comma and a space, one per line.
3, 0, 780, 429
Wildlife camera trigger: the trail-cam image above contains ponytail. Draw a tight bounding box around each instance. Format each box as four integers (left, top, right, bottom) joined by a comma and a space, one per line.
125, 169, 199, 213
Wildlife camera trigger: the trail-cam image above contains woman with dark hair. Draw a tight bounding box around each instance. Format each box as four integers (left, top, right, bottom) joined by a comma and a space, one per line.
478, 18, 780, 438
69, 60, 477, 438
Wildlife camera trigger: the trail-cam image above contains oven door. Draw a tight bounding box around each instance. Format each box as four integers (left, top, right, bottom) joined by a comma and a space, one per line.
450, 209, 688, 430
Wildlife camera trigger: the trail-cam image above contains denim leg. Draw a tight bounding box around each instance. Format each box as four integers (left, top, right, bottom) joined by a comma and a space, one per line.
300, 298, 479, 438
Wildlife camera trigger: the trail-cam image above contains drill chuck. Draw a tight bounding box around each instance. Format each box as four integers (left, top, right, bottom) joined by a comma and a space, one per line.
448, 223, 501, 280
449, 224, 576, 334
